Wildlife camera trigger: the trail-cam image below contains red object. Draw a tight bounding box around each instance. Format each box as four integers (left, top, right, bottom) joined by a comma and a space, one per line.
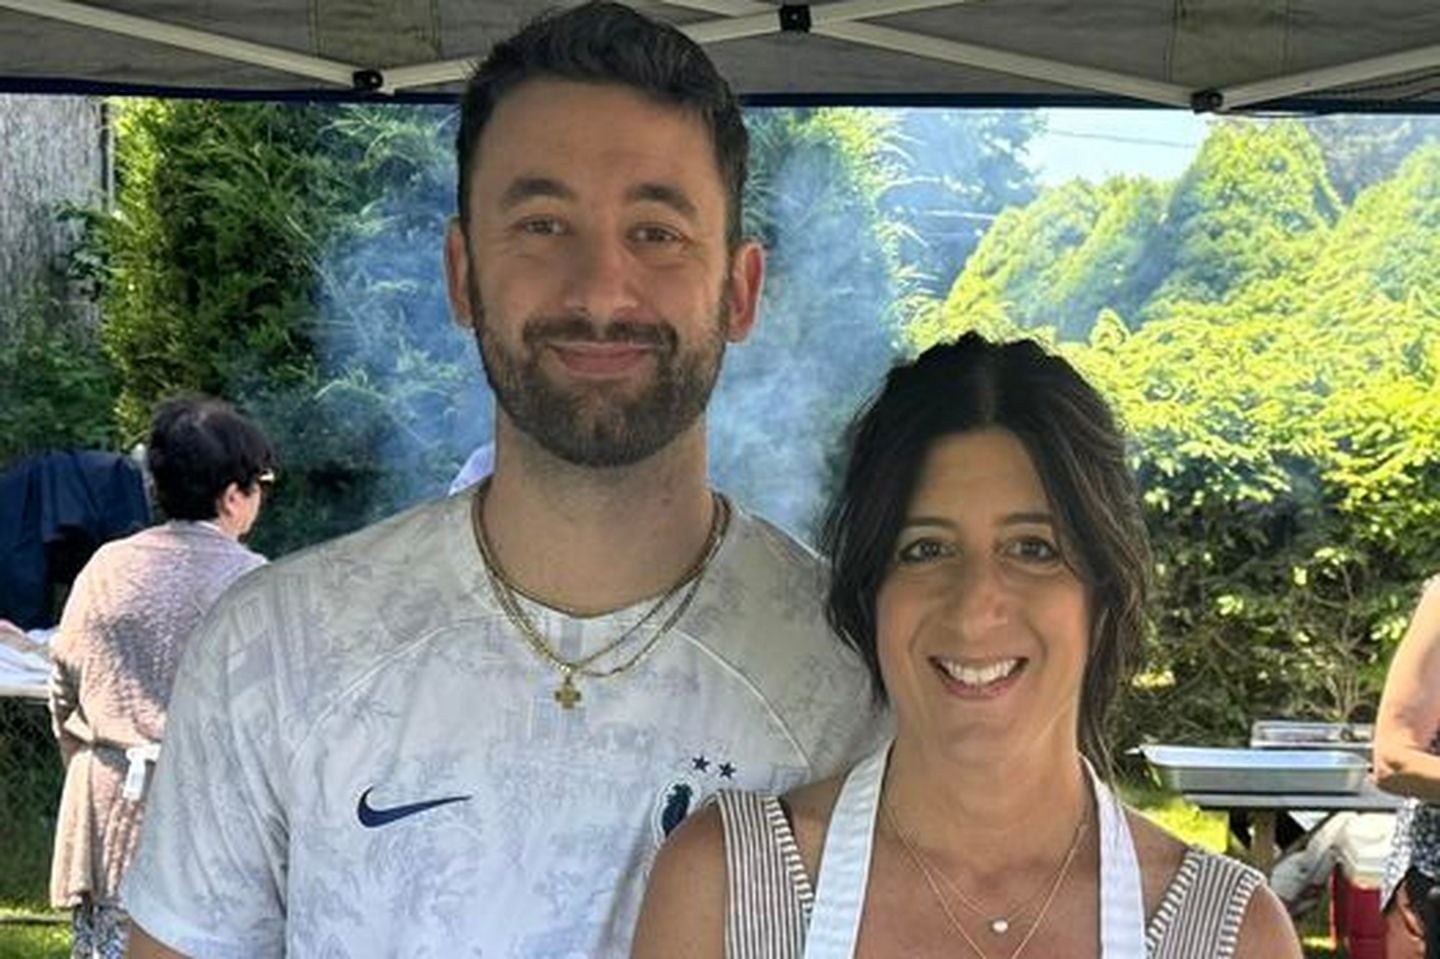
1332, 866, 1387, 959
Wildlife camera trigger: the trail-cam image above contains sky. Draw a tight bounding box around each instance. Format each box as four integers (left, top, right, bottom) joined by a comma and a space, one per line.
1027, 107, 1212, 185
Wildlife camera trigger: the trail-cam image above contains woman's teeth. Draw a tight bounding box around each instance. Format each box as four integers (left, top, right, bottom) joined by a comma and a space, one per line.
937, 657, 1021, 686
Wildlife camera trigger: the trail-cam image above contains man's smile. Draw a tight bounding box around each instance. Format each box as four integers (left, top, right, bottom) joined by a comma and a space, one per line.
547, 341, 657, 377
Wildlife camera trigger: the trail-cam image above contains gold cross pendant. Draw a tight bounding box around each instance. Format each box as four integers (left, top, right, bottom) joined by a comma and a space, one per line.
554, 674, 582, 709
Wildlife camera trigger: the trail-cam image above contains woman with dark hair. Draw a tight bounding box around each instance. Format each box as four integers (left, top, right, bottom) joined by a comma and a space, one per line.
48, 395, 275, 959
634, 333, 1299, 958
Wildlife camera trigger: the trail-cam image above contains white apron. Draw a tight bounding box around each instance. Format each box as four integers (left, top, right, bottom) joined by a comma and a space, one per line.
802, 742, 1148, 958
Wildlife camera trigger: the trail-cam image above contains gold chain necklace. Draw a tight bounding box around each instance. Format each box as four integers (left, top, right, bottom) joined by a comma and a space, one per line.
471, 481, 728, 709
898, 804, 1068, 935
883, 799, 1088, 959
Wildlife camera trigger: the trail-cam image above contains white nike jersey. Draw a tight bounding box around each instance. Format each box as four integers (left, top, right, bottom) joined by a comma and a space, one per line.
123, 492, 880, 958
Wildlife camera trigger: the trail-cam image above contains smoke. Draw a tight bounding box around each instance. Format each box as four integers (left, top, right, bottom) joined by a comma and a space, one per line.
309, 104, 913, 545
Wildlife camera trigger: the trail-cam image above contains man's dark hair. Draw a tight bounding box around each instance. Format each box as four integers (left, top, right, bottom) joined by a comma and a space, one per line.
820, 332, 1151, 773
147, 395, 277, 521
455, 0, 749, 249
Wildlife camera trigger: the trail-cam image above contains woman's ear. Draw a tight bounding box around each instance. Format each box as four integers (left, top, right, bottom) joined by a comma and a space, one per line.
215, 481, 245, 521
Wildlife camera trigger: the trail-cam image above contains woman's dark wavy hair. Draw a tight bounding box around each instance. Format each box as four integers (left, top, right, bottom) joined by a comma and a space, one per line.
147, 395, 276, 521
455, 0, 748, 250
820, 332, 1151, 772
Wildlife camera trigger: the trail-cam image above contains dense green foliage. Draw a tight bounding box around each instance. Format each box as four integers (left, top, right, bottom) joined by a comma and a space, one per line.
921, 122, 1440, 747
82, 100, 479, 556
882, 110, 1043, 296
0, 289, 117, 466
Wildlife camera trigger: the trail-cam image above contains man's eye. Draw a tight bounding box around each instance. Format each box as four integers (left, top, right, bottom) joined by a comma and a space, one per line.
632, 224, 682, 245
896, 538, 951, 564
517, 218, 566, 236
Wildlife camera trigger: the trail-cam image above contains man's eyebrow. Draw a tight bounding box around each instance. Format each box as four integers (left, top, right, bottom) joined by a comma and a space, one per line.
626, 182, 698, 220
499, 176, 575, 210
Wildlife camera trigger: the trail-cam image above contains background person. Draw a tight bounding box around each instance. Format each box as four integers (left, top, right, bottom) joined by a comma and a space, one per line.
1375, 577, 1440, 958
634, 332, 1299, 958
123, 4, 878, 957
47, 394, 274, 959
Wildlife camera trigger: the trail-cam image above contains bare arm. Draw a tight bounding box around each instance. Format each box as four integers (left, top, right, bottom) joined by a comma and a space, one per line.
629, 805, 727, 959
1375, 582, 1440, 801
1232, 883, 1303, 959
126, 924, 192, 958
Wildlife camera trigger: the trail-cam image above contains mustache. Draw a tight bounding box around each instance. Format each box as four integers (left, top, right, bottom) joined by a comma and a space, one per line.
522, 316, 678, 353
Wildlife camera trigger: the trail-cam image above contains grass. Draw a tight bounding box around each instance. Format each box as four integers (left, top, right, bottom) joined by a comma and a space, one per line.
0, 699, 69, 958
0, 921, 67, 959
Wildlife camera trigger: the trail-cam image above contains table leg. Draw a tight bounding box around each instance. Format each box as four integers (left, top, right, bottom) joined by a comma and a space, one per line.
1250, 810, 1278, 873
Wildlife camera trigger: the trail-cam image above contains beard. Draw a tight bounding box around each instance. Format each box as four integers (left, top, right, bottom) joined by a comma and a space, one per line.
470, 279, 731, 468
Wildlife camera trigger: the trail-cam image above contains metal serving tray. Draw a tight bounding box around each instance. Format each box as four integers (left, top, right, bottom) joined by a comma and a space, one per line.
1249, 720, 1373, 759
1142, 744, 1368, 795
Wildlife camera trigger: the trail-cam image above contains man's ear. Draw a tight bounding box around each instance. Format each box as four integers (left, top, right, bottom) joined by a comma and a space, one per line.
445, 217, 480, 330
723, 239, 765, 344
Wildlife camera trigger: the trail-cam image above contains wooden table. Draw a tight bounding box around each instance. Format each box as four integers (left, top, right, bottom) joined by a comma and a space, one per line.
1182, 781, 1400, 872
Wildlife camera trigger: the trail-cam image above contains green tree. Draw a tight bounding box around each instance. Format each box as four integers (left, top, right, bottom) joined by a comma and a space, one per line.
1305, 115, 1440, 204
0, 287, 117, 465
84, 100, 474, 556
882, 109, 1044, 297
1145, 121, 1340, 315
935, 177, 1167, 340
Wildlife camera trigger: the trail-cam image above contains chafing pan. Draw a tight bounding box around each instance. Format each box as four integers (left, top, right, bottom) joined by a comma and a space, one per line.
1142, 744, 1368, 794
1249, 720, 1373, 759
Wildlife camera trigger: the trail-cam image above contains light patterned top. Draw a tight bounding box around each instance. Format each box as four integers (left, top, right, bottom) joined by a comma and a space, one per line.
122, 492, 881, 958
715, 790, 1264, 959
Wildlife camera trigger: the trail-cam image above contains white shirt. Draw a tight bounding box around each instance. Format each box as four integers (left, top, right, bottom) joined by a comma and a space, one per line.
123, 492, 880, 958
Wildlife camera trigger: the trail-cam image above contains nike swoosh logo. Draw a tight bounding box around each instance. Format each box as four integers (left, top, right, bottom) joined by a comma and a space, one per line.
356, 786, 472, 828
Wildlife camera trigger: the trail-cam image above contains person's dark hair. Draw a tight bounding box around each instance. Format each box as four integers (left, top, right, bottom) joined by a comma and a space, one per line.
820, 332, 1151, 771
455, 0, 749, 249
147, 395, 277, 521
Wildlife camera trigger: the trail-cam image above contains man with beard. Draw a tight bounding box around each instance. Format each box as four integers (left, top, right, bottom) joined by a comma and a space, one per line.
123, 3, 879, 957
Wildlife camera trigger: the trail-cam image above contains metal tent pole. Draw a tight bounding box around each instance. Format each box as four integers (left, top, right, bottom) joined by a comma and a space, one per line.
817, 21, 1192, 107
1211, 41, 1440, 110
656, 0, 1192, 107
380, 0, 962, 91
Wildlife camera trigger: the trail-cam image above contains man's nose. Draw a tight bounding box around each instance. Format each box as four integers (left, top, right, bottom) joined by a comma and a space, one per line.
562, 233, 640, 321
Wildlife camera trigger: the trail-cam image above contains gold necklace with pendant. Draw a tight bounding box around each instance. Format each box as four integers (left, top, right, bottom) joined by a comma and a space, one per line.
471, 480, 728, 709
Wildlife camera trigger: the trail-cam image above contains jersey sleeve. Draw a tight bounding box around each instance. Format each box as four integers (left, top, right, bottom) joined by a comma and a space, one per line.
121, 582, 289, 958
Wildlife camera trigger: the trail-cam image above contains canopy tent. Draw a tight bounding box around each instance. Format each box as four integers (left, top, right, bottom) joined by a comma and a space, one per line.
3, 0, 1440, 111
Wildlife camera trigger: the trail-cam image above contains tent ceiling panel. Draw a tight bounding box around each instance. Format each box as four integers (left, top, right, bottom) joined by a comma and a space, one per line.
2, 0, 1440, 108
0, 10, 334, 91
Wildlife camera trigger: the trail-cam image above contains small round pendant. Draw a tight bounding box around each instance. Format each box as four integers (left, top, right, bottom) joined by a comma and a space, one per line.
990, 918, 1010, 935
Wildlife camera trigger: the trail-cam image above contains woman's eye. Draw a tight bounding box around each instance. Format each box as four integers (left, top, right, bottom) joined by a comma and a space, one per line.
1006, 537, 1061, 563
896, 538, 951, 564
